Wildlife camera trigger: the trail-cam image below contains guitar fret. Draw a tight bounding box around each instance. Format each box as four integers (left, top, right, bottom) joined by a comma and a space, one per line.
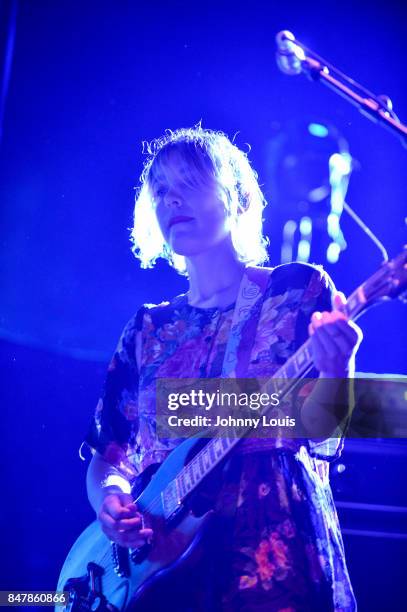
175, 477, 181, 502
194, 464, 200, 483
186, 465, 195, 486
182, 474, 188, 496
228, 427, 237, 439
198, 453, 205, 476
273, 381, 284, 395
178, 473, 186, 498
221, 438, 230, 450
215, 439, 223, 458
296, 348, 307, 367
193, 459, 201, 481
268, 379, 279, 395
202, 449, 211, 470
209, 442, 216, 463
285, 361, 296, 378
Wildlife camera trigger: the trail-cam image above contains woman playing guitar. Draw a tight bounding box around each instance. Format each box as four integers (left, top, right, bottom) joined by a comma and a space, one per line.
84, 125, 362, 611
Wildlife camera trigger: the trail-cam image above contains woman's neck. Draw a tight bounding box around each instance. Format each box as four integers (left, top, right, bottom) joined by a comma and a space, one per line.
185, 240, 246, 309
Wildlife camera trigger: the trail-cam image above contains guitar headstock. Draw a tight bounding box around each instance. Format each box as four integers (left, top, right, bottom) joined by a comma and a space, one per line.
363, 246, 407, 304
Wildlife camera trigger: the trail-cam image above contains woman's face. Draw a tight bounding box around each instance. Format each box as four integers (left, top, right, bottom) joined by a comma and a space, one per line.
150, 151, 231, 258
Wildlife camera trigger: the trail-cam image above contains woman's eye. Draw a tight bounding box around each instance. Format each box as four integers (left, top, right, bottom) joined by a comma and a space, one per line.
155, 186, 167, 197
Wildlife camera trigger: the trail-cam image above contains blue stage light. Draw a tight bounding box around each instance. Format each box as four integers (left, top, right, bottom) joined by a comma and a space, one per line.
308, 123, 329, 138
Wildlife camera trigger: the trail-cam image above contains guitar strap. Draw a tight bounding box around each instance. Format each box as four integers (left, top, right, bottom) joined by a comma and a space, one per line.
221, 266, 273, 379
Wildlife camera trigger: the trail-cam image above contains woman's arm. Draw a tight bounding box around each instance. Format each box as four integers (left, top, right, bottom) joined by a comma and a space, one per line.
86, 451, 153, 547
86, 451, 132, 514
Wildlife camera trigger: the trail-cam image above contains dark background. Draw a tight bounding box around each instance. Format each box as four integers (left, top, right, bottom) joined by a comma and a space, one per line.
0, 1, 406, 610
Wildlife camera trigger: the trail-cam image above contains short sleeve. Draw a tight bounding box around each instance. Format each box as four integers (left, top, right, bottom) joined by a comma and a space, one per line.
83, 308, 145, 481
294, 264, 335, 351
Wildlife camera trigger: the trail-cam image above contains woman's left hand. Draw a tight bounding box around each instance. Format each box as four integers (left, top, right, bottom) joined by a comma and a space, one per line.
308, 292, 363, 377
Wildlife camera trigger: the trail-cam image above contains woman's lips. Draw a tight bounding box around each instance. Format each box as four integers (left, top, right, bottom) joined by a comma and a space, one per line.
168, 216, 195, 229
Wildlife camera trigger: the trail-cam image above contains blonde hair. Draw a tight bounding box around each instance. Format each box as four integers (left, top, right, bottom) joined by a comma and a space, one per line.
131, 125, 269, 274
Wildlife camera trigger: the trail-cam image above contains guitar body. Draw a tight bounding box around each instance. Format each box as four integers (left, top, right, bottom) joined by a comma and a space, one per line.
57, 436, 218, 610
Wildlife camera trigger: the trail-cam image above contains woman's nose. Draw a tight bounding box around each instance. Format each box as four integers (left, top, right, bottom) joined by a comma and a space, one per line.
164, 188, 182, 208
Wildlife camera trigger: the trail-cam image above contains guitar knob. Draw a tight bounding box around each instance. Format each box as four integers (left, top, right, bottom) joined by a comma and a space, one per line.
130, 542, 152, 565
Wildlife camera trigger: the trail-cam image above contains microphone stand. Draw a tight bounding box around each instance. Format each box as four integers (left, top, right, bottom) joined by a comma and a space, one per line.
277, 32, 407, 148
304, 58, 407, 146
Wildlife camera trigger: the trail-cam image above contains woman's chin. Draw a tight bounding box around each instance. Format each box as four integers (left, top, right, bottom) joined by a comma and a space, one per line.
168, 238, 205, 257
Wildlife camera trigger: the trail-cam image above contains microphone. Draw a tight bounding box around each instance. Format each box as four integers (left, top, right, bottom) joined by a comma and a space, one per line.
275, 30, 305, 75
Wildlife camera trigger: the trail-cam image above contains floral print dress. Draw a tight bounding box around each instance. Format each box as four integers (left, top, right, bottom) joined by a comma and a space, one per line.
85, 262, 356, 611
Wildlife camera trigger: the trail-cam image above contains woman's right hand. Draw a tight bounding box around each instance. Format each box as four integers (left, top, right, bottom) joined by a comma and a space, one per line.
98, 492, 154, 548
